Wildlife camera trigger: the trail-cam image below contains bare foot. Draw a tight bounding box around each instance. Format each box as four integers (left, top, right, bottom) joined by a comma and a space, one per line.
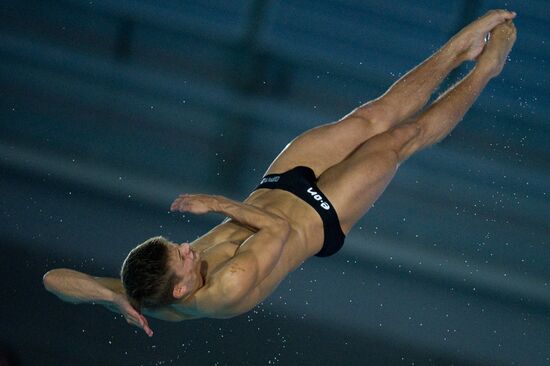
448, 9, 516, 62
476, 20, 517, 77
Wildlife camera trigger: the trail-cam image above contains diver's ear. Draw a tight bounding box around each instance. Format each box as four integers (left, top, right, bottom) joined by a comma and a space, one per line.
173, 283, 188, 299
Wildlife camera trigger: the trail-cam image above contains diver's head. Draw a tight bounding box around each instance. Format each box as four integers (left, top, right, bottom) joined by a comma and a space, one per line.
121, 236, 203, 309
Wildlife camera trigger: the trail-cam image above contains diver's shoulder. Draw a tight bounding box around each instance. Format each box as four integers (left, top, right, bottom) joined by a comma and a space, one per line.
189, 278, 247, 319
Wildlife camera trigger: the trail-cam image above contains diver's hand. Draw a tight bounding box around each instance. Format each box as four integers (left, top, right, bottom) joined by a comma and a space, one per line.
170, 193, 220, 215
109, 293, 154, 337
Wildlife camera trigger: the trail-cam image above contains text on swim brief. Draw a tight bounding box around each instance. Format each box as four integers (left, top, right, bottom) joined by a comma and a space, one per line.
307, 187, 330, 210
260, 176, 281, 184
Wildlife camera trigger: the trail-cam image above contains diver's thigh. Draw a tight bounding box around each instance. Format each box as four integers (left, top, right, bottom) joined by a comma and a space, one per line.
264, 115, 383, 177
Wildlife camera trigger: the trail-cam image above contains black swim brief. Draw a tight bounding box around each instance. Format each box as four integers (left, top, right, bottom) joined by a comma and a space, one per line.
254, 166, 345, 257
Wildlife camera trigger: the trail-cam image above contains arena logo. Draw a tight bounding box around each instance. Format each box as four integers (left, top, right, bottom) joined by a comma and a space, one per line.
306, 187, 330, 210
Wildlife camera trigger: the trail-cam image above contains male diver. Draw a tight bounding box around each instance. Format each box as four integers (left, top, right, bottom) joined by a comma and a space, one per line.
44, 10, 517, 337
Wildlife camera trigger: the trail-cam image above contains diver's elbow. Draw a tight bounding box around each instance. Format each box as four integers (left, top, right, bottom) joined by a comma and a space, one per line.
42, 268, 65, 292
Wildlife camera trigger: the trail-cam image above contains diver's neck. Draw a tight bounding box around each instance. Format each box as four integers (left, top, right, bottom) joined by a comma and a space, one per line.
178, 274, 206, 307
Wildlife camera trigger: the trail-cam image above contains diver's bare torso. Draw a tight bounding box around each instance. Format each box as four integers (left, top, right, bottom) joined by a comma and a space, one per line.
166, 188, 324, 320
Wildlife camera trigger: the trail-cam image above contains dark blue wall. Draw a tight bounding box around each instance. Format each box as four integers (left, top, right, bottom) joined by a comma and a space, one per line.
1, 1, 548, 365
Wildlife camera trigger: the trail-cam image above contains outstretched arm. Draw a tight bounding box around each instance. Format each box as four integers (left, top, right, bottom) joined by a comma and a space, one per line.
357, 9, 516, 126
43, 269, 154, 336
171, 193, 289, 232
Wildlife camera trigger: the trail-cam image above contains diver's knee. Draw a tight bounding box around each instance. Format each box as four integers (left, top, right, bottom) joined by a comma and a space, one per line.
389, 122, 423, 162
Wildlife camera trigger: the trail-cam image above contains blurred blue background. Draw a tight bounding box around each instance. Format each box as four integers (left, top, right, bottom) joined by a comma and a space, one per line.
0, 0, 548, 365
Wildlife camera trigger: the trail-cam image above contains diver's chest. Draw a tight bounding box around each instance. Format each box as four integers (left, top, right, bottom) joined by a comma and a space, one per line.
201, 240, 242, 273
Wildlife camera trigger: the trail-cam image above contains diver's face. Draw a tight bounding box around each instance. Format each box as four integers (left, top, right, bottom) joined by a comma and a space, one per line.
169, 242, 203, 298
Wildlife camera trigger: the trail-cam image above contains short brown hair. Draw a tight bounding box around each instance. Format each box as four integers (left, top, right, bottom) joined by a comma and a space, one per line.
120, 236, 178, 309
